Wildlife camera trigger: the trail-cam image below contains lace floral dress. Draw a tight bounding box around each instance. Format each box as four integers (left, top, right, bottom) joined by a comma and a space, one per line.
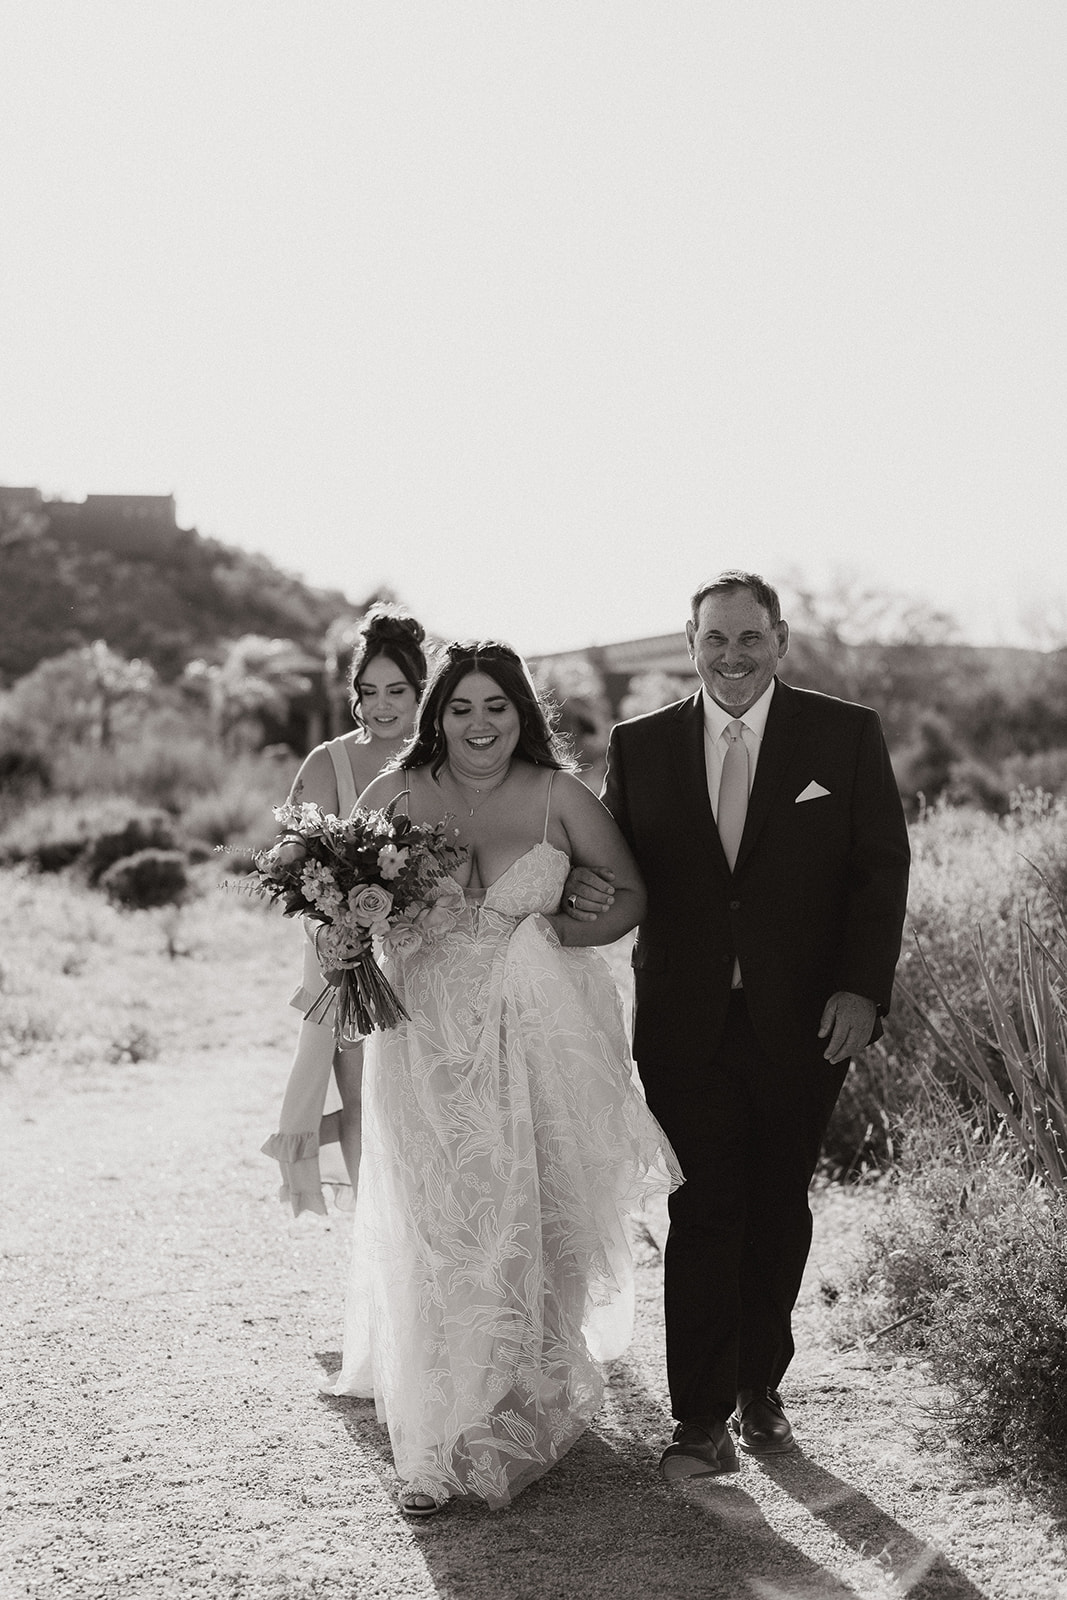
323, 834, 681, 1508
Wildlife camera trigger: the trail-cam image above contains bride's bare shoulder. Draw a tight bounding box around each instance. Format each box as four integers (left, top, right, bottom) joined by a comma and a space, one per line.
551, 769, 604, 813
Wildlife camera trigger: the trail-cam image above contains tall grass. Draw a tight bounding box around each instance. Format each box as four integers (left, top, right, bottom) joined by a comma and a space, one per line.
832, 792, 1067, 1477
824, 790, 1067, 1171
906, 893, 1067, 1194
51, 715, 292, 828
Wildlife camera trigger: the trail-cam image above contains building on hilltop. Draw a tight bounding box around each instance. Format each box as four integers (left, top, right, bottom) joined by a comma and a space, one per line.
0, 487, 178, 529
41, 490, 185, 557
0, 486, 45, 518
80, 493, 177, 528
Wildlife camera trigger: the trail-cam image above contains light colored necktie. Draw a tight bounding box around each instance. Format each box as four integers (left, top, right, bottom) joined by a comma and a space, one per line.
717, 720, 749, 870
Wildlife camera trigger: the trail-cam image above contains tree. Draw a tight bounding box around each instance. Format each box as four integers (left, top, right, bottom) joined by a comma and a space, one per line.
181, 635, 315, 751
0, 640, 156, 748
619, 671, 693, 719
780, 568, 961, 748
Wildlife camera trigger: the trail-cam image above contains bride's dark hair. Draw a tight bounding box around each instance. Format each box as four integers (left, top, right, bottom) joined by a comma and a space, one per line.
347, 604, 429, 731
400, 641, 575, 778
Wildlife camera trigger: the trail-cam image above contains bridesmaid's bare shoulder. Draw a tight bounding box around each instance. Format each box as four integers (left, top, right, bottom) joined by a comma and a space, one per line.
357, 767, 412, 811
288, 744, 339, 812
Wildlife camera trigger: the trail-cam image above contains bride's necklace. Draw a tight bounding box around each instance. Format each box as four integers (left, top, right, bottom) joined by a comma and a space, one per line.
445, 761, 511, 817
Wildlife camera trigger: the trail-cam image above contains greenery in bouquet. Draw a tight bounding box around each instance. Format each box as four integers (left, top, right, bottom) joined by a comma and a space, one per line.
241, 800, 467, 1037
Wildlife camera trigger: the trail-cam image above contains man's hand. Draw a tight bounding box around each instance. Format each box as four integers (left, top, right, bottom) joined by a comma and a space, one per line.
561, 866, 616, 921
818, 991, 877, 1063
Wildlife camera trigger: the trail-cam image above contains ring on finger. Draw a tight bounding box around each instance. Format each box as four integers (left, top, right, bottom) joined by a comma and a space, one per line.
567, 894, 577, 909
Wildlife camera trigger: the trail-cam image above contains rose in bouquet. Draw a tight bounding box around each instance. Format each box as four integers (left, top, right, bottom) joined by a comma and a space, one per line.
243, 800, 467, 1039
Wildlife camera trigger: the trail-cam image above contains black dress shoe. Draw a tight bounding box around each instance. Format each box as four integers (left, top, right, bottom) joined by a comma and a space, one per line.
659, 1420, 740, 1480
729, 1388, 795, 1455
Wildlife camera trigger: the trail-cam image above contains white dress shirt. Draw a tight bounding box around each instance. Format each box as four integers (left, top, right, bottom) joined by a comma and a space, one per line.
701, 678, 776, 987
700, 677, 776, 816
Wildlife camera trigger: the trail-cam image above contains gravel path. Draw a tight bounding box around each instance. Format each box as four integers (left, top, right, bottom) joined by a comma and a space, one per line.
4, 877, 1067, 1599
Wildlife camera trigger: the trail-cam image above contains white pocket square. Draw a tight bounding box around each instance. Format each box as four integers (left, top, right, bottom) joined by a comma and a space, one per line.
795, 781, 831, 803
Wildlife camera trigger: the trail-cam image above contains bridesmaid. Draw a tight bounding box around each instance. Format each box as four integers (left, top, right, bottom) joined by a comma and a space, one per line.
262, 605, 430, 1216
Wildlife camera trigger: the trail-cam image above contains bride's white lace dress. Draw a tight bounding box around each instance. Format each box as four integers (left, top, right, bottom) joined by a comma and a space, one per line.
324, 840, 681, 1508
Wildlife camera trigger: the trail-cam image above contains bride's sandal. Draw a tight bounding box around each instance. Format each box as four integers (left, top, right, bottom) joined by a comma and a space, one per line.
398, 1490, 444, 1519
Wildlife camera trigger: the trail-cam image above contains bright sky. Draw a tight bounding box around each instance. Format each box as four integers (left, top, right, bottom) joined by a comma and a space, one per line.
2, 3, 1064, 656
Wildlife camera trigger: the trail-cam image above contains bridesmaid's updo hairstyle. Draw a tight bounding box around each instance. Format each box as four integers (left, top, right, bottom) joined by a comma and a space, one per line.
347, 604, 429, 732
400, 641, 576, 778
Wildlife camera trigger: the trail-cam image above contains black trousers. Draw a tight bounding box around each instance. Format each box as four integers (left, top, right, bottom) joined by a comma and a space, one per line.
644, 990, 847, 1425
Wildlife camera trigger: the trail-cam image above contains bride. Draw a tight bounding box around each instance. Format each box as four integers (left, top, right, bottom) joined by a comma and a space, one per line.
324, 641, 681, 1516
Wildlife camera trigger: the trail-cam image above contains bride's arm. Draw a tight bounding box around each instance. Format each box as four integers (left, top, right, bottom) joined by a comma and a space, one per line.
542, 774, 646, 948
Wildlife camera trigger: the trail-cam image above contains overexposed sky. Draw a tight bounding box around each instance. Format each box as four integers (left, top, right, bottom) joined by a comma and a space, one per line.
2, 2, 1064, 655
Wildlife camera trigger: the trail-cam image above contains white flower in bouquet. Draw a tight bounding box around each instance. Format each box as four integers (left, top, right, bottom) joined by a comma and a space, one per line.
228, 799, 467, 1036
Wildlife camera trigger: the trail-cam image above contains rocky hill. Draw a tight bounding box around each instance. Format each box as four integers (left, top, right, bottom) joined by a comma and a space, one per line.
0, 488, 360, 685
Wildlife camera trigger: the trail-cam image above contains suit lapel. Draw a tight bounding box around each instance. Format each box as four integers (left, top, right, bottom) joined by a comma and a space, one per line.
668, 691, 733, 884
734, 677, 803, 872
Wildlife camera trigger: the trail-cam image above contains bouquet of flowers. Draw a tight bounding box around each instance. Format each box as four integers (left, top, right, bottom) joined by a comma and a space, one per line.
243, 800, 467, 1039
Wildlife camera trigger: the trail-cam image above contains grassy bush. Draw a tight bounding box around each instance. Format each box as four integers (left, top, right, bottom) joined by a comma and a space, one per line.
822, 791, 1067, 1173
833, 812, 1067, 1476
98, 849, 191, 910
0, 797, 178, 879
54, 732, 219, 810
182, 777, 278, 853
51, 717, 291, 816
82, 811, 178, 886
182, 762, 289, 876
38, 704, 291, 827
831, 1104, 1067, 1476
932, 1220, 1067, 1473
0, 744, 52, 816
0, 721, 290, 889
0, 796, 134, 872
1002, 747, 1067, 800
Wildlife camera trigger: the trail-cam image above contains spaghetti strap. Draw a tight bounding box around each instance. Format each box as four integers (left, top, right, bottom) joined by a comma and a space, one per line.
542, 770, 557, 843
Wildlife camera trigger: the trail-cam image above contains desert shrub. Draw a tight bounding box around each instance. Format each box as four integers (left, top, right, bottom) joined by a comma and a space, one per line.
98, 849, 190, 910
1001, 748, 1067, 799
832, 1106, 1067, 1475
822, 1044, 910, 1176
82, 810, 178, 886
0, 743, 52, 800
106, 1023, 160, 1062
183, 763, 285, 864
0, 796, 132, 872
833, 835, 1067, 1475
823, 792, 1067, 1172
0, 998, 58, 1063
40, 704, 293, 818
52, 716, 244, 813
830, 1098, 1012, 1348
944, 756, 1010, 814
0, 797, 178, 879
54, 730, 221, 811
932, 1222, 1067, 1472
907, 893, 1067, 1198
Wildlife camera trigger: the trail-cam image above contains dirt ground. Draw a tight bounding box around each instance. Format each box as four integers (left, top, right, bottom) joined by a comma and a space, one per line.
4, 874, 1067, 1599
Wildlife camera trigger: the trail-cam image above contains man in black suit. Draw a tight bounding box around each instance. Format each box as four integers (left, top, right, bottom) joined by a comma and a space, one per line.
566, 571, 910, 1478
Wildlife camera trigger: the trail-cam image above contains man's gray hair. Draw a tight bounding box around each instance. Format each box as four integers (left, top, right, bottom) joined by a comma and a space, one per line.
690, 571, 782, 627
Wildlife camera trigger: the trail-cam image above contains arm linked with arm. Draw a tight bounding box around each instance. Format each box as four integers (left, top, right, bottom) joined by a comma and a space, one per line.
543, 770, 647, 949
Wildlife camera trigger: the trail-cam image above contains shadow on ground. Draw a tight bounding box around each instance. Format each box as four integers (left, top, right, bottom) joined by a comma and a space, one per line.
316, 1352, 989, 1600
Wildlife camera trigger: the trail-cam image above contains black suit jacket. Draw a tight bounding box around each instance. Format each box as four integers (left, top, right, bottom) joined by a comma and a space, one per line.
602, 679, 910, 1078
